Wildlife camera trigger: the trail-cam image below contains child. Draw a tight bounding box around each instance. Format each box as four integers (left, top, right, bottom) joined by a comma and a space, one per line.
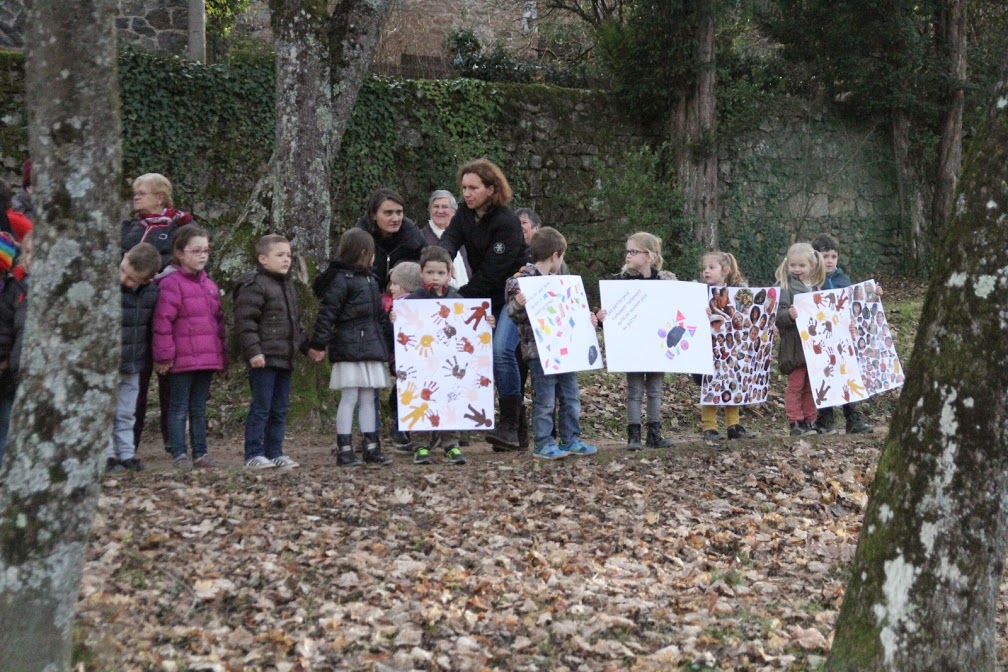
401, 247, 468, 466
774, 242, 826, 436
811, 233, 875, 435
0, 231, 31, 461
153, 224, 228, 469
307, 228, 393, 467
596, 232, 678, 450
507, 227, 597, 460
107, 243, 161, 473
385, 261, 422, 454
700, 250, 756, 442
234, 234, 306, 469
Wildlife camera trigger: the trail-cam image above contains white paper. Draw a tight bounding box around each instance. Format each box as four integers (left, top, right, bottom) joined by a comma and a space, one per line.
517, 275, 603, 374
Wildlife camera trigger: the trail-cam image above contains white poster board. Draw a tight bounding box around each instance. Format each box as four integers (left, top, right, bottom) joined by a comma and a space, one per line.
393, 298, 495, 431
598, 280, 713, 374
517, 275, 603, 374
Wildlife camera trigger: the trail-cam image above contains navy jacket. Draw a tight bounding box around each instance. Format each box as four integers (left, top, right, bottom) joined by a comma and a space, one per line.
121, 282, 159, 375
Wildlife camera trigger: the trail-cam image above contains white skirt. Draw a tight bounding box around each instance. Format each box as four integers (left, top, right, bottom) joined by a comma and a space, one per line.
329, 360, 391, 390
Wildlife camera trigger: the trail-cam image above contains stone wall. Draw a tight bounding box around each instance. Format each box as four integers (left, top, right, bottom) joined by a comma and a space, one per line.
0, 0, 26, 49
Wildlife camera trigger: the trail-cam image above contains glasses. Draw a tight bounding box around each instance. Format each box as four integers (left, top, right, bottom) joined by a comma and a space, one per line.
184, 247, 212, 256
625, 249, 647, 256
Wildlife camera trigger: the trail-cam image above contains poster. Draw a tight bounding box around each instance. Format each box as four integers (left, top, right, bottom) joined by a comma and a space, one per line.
793, 279, 903, 408
517, 275, 603, 374
699, 286, 778, 405
392, 298, 495, 431
598, 280, 713, 374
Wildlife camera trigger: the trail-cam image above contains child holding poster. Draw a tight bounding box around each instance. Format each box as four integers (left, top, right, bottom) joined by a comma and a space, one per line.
774, 243, 826, 436
507, 227, 597, 460
596, 232, 677, 450
699, 250, 756, 442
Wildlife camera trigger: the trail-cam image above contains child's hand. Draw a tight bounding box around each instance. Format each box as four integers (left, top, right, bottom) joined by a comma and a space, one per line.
789, 306, 797, 319
515, 291, 527, 307
706, 307, 712, 317
596, 309, 607, 322
487, 314, 496, 329
249, 354, 266, 368
590, 312, 599, 328
155, 362, 172, 375
389, 308, 397, 323
875, 285, 884, 297
308, 348, 326, 363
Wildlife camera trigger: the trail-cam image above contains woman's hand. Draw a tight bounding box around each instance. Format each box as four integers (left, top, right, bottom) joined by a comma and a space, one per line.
515, 291, 527, 307
308, 348, 326, 363
789, 306, 797, 319
596, 309, 607, 322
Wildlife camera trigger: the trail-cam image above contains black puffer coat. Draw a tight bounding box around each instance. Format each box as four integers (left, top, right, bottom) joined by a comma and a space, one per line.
233, 269, 305, 370
354, 216, 426, 286
0, 273, 28, 394
309, 260, 390, 363
121, 282, 159, 375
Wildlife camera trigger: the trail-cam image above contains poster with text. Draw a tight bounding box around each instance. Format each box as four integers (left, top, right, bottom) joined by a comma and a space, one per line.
849, 279, 905, 397
518, 275, 603, 374
393, 298, 495, 431
599, 280, 713, 374
700, 286, 778, 405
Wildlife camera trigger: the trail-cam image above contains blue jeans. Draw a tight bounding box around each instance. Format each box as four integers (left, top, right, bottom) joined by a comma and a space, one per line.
493, 310, 522, 397
109, 372, 141, 461
167, 370, 213, 460
0, 386, 14, 462
528, 358, 581, 447
244, 366, 292, 460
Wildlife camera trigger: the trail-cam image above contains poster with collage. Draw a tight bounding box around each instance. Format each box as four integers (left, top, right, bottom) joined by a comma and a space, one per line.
598, 280, 713, 374
393, 298, 495, 431
699, 286, 778, 405
793, 279, 903, 408
517, 275, 604, 375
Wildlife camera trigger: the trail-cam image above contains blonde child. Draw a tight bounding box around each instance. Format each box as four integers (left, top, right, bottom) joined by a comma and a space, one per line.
308, 229, 393, 467
774, 243, 827, 436
597, 232, 677, 450
385, 261, 421, 453
699, 250, 756, 442
153, 224, 228, 469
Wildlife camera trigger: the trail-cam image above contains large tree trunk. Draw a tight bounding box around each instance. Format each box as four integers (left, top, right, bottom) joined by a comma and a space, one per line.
0, 0, 122, 669
188, 0, 207, 62
671, 0, 718, 250
826, 54, 1008, 672
891, 108, 927, 274
930, 0, 966, 244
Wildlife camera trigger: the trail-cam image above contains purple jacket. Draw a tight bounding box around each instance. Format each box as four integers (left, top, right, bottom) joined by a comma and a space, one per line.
152, 267, 227, 373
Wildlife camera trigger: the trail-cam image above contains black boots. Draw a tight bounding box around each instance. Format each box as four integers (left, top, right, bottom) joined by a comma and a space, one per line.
645, 422, 673, 448
517, 400, 529, 450
487, 395, 521, 451
362, 432, 393, 465
334, 434, 361, 467
627, 424, 643, 451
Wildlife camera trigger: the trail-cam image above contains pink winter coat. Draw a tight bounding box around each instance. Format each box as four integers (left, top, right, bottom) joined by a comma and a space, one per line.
152, 267, 227, 373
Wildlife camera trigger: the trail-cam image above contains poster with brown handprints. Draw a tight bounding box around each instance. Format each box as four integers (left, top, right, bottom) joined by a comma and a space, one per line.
393, 298, 495, 431
700, 286, 778, 406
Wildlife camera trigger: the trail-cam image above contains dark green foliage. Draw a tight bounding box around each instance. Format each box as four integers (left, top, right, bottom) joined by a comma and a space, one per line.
443, 27, 592, 88
0, 50, 28, 165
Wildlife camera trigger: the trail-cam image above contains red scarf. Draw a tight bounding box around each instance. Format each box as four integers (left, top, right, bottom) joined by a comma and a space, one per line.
140, 207, 192, 229
422, 283, 448, 297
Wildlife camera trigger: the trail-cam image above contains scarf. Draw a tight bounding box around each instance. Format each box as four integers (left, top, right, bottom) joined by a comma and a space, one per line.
140, 207, 193, 230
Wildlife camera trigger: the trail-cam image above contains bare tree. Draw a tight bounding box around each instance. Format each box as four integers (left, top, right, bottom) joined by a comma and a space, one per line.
827, 51, 1008, 671
0, 0, 122, 668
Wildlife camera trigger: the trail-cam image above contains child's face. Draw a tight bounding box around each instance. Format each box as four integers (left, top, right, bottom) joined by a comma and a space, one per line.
18, 235, 32, 273
421, 261, 451, 290
549, 252, 565, 274
387, 279, 404, 297
259, 241, 292, 276
625, 241, 651, 273
119, 257, 152, 290
702, 257, 727, 285
787, 254, 811, 283
820, 249, 839, 274
178, 236, 211, 273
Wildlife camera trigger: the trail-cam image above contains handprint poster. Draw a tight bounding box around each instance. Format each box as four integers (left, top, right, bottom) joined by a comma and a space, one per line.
700, 286, 777, 405
518, 275, 603, 375
793, 279, 903, 408
393, 298, 495, 431
598, 280, 713, 374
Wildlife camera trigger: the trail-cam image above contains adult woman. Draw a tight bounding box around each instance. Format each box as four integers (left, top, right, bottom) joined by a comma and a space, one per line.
354, 187, 426, 285
420, 190, 470, 288
438, 159, 529, 450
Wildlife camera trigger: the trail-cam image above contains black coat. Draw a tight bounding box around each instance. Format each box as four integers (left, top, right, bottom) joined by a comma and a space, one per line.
438, 203, 528, 314
354, 216, 426, 286
120, 282, 159, 375
309, 260, 390, 363
0, 273, 28, 394
406, 285, 463, 300
233, 268, 305, 370
121, 215, 178, 271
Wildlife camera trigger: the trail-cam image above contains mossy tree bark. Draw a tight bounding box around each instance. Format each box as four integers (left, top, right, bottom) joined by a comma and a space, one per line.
826, 55, 1008, 672
0, 0, 122, 669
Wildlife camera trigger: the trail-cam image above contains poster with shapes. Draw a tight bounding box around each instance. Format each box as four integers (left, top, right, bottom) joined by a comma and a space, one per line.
598, 280, 713, 374
393, 298, 495, 431
518, 275, 603, 374
849, 279, 905, 396
699, 286, 778, 405
794, 288, 868, 408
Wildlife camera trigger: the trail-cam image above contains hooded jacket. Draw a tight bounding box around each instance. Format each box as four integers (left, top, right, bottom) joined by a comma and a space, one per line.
152, 266, 227, 373
354, 216, 426, 287
309, 260, 390, 363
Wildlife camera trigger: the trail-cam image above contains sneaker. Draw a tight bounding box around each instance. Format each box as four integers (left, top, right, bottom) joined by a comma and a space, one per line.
458, 432, 471, 447
413, 446, 432, 465
172, 454, 191, 470
105, 457, 125, 473
726, 424, 756, 440
789, 421, 816, 436
391, 431, 414, 454
193, 455, 218, 469
272, 455, 299, 469
813, 421, 838, 435
532, 442, 569, 460
559, 438, 597, 456
443, 444, 466, 465
120, 457, 144, 472
245, 456, 277, 469
703, 429, 725, 442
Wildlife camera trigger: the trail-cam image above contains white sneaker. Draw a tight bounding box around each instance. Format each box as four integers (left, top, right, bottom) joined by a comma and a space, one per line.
245, 456, 276, 469
272, 455, 299, 469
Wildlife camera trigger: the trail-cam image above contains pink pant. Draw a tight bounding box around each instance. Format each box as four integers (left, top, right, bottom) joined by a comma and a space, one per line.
786, 367, 817, 422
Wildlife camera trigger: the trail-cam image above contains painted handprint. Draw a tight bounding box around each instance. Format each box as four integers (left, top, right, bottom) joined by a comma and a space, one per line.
399, 381, 418, 405
395, 365, 416, 382
426, 410, 441, 428
453, 302, 465, 315
823, 364, 834, 377
478, 375, 492, 388
457, 337, 474, 354
432, 302, 451, 323
420, 381, 439, 401
811, 340, 823, 355
842, 385, 851, 402
442, 355, 467, 380
477, 332, 492, 348
807, 319, 818, 337
416, 334, 435, 357
822, 320, 833, 336
397, 330, 415, 348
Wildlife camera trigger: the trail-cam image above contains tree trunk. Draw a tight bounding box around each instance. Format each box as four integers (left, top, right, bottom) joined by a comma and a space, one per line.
188, 0, 207, 62
930, 0, 966, 244
891, 108, 927, 274
826, 54, 1008, 672
0, 0, 122, 669
671, 0, 718, 250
